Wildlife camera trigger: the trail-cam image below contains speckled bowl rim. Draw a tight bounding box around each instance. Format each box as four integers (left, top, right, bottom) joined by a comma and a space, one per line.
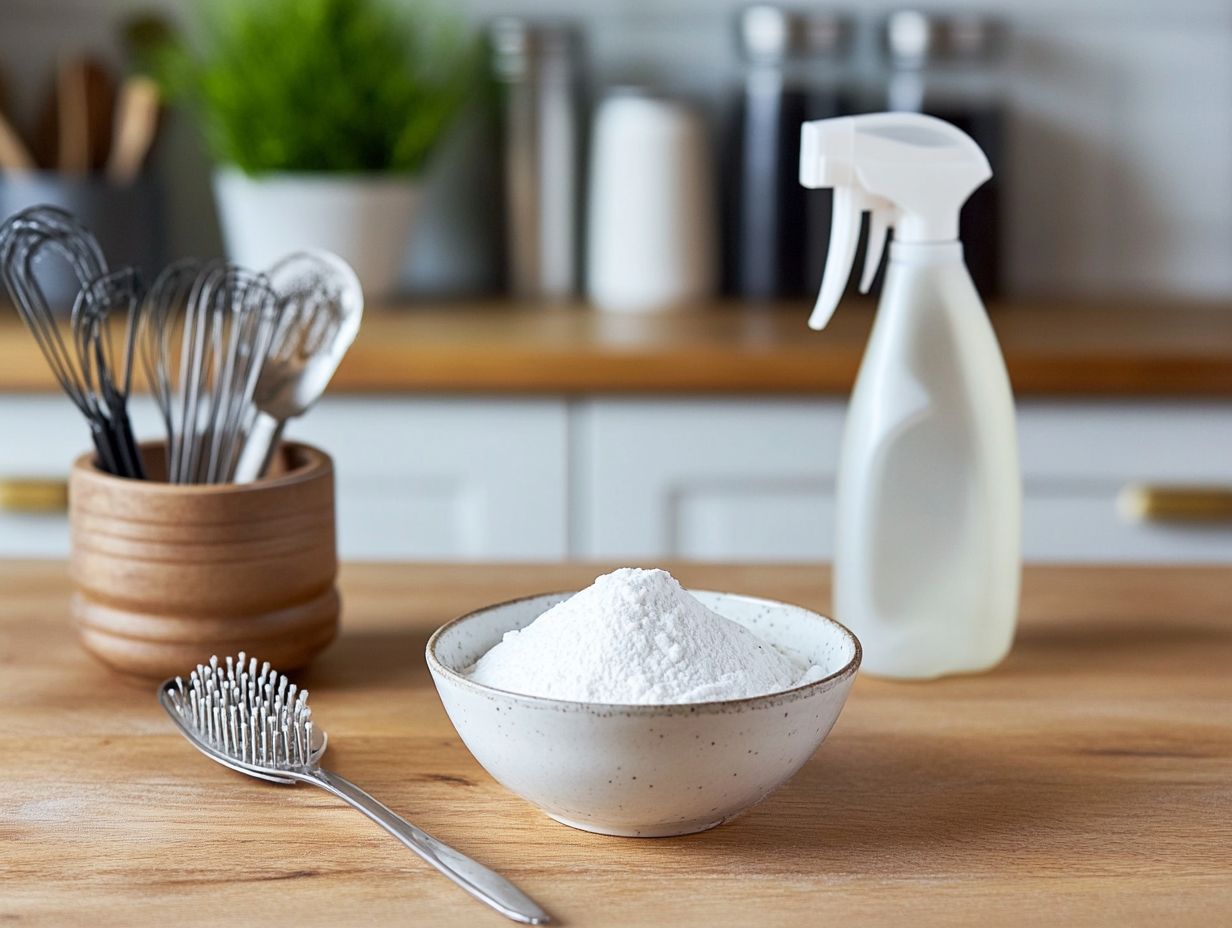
426, 589, 862, 715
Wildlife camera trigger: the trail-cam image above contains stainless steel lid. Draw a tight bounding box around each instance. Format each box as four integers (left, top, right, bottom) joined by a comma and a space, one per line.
881, 10, 1006, 68
735, 5, 852, 64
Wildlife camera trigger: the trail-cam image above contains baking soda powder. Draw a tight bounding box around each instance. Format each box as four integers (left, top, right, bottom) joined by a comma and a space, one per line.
467, 568, 823, 704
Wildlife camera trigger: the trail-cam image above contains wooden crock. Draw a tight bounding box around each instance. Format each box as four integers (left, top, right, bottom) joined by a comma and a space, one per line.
69, 441, 339, 678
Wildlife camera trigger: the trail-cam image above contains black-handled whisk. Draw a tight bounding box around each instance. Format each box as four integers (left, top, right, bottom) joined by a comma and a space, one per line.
74, 268, 146, 479
0, 205, 146, 478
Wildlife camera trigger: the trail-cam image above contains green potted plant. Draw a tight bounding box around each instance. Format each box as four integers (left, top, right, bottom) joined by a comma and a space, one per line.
154, 0, 469, 297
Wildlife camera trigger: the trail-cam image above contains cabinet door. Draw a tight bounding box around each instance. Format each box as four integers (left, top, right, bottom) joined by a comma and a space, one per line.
0, 395, 569, 561
0, 395, 166, 557
574, 399, 844, 561
1019, 401, 1232, 563
292, 397, 568, 560
577, 398, 1232, 564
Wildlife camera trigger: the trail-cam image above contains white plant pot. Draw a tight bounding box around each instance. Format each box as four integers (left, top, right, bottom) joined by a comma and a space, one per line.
212, 168, 420, 298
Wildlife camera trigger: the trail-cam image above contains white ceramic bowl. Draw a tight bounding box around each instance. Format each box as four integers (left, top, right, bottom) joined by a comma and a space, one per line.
426, 590, 861, 837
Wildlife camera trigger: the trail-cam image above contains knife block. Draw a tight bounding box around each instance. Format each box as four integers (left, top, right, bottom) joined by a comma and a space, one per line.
69, 441, 339, 678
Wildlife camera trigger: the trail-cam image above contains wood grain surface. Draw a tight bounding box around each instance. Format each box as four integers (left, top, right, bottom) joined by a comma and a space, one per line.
1, 562, 1230, 927
1, 297, 1231, 395
68, 443, 338, 678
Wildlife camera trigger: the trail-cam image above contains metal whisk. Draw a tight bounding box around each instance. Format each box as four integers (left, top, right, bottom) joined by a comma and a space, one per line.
140, 258, 199, 480
74, 268, 146, 479
0, 205, 145, 478
142, 261, 280, 484
2, 205, 361, 485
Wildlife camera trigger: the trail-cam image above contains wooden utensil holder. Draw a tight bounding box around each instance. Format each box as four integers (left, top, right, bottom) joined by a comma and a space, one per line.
69, 441, 339, 678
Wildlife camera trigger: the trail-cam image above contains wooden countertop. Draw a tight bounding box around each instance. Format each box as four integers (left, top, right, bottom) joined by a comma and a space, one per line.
1, 297, 1231, 396
3, 562, 1229, 926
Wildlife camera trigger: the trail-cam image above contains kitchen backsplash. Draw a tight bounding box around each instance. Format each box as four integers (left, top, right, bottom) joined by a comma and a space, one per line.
2, 0, 1229, 300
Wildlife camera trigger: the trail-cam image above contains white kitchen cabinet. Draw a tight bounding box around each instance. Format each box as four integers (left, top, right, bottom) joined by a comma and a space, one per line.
1018, 401, 1232, 562
0, 395, 569, 561
578, 398, 1232, 564
573, 400, 842, 561
2, 393, 1230, 563
291, 397, 568, 560
0, 396, 165, 557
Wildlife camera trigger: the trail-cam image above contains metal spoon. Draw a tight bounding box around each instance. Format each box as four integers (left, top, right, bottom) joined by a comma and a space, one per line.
232, 250, 362, 482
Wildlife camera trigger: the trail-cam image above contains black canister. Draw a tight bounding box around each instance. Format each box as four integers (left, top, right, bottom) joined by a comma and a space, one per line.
724, 5, 853, 300
879, 10, 1007, 298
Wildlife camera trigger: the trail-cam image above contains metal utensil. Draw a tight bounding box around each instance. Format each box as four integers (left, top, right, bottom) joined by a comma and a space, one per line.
73, 267, 146, 478
140, 258, 199, 480
144, 261, 280, 484
0, 205, 143, 476
232, 250, 362, 482
159, 654, 551, 926
166, 257, 282, 480
184, 264, 280, 484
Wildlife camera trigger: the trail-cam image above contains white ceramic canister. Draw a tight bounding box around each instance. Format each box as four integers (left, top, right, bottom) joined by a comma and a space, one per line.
585, 90, 717, 312
213, 169, 419, 299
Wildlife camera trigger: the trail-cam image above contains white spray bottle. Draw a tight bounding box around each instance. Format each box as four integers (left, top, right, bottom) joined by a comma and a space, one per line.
800, 112, 1021, 679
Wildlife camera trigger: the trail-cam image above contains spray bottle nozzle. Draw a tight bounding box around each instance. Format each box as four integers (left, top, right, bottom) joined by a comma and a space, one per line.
799, 113, 991, 331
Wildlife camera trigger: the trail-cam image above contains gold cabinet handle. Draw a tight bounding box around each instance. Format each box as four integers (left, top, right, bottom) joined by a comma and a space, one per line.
1118, 484, 1232, 523
0, 477, 69, 513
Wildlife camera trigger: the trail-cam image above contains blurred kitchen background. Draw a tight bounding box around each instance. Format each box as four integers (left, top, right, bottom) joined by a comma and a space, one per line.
1, 0, 1230, 563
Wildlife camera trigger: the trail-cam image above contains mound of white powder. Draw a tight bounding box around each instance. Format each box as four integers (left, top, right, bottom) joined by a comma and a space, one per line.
466, 568, 824, 704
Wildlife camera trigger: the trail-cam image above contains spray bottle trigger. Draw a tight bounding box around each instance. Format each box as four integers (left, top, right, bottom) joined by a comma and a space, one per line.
859, 207, 890, 294
808, 186, 862, 331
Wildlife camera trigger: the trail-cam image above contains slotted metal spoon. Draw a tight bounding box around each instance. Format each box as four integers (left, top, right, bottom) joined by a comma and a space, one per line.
159, 654, 550, 925
232, 250, 362, 482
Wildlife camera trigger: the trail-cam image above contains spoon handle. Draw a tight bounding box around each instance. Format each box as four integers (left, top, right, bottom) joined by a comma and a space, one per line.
233, 411, 284, 483
308, 767, 551, 925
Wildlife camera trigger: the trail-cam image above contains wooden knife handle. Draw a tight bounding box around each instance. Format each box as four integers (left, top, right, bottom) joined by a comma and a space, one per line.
0, 112, 35, 172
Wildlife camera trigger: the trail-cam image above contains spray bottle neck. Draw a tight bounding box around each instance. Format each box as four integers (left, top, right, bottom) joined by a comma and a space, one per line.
887, 240, 964, 266
895, 213, 961, 245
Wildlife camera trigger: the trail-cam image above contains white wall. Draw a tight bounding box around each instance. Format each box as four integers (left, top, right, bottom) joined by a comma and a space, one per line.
1, 0, 1229, 299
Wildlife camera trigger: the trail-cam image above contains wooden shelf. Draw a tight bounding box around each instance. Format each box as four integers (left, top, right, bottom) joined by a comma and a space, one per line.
2, 296, 1231, 395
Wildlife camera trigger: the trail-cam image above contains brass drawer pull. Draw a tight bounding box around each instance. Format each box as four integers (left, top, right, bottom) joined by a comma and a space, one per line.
0, 477, 69, 514
1118, 484, 1232, 524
